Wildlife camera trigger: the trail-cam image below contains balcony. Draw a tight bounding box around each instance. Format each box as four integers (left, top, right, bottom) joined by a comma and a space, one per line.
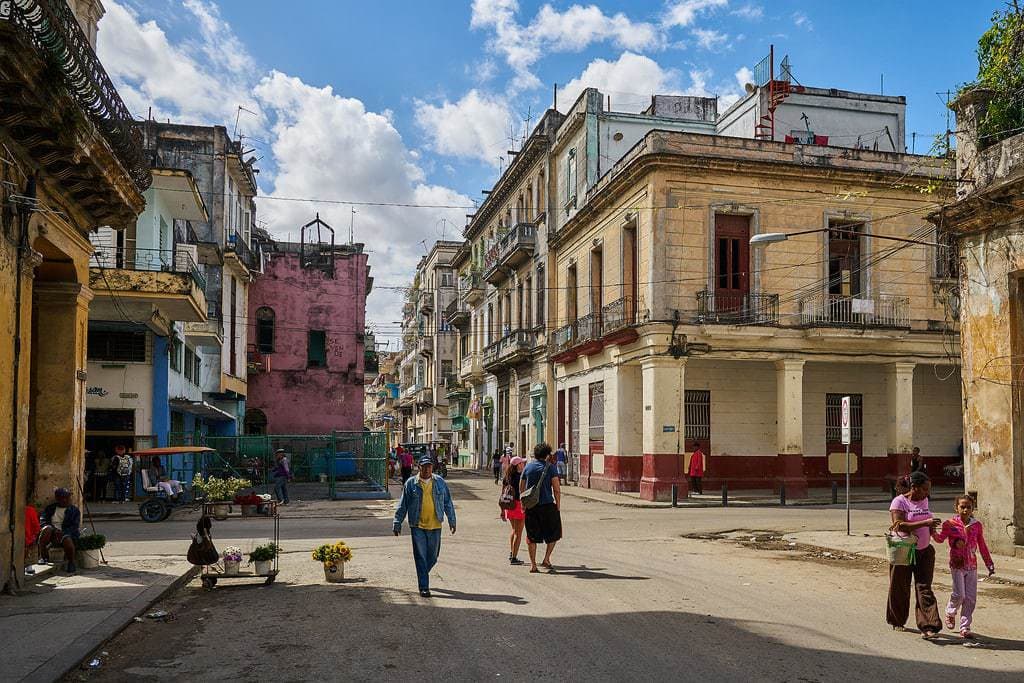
225, 233, 258, 272
799, 293, 910, 330
460, 271, 485, 306
417, 334, 433, 357
600, 296, 645, 344
483, 223, 536, 284
89, 245, 207, 332
0, 0, 149, 226
419, 292, 434, 314
415, 386, 434, 406
550, 298, 647, 364
444, 373, 469, 401
482, 329, 534, 372
444, 298, 470, 328
696, 291, 780, 326
459, 352, 484, 383
186, 300, 224, 348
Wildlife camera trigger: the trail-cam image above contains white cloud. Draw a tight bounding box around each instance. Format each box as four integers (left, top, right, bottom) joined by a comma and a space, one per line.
793, 11, 813, 31
98, 0, 262, 131
734, 66, 754, 89
414, 90, 514, 166
99, 1, 472, 341
471, 0, 666, 92
731, 3, 764, 20
662, 0, 728, 28
560, 52, 682, 113
692, 28, 729, 50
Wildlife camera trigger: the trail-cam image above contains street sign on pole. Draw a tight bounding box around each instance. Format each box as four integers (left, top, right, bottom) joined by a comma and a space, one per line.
841, 396, 851, 536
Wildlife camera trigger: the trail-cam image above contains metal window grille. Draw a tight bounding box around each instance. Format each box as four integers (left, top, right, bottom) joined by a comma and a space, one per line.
684, 390, 711, 441
87, 329, 146, 362
568, 386, 580, 454
825, 393, 863, 443
588, 381, 605, 442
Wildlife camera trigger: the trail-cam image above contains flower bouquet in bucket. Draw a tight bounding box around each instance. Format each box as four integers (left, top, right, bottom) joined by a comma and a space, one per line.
223, 546, 243, 575
312, 541, 353, 582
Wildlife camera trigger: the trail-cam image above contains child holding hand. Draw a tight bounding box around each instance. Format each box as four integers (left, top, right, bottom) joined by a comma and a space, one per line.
932, 494, 995, 639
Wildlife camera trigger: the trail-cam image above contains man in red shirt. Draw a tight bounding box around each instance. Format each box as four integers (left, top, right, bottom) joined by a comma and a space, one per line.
688, 442, 705, 495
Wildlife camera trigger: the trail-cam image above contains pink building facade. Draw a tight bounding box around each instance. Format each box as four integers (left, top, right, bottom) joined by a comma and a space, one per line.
244, 238, 371, 435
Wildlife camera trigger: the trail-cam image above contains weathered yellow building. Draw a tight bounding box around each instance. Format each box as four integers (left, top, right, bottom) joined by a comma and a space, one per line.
929, 88, 1024, 553
548, 130, 960, 500
1, 1, 147, 589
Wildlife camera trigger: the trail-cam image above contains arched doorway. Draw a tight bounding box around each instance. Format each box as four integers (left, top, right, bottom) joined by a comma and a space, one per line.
244, 408, 268, 435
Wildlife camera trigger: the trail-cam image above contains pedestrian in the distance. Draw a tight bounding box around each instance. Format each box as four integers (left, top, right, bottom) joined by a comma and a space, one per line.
399, 446, 414, 483
688, 441, 705, 495
393, 455, 456, 597
112, 445, 133, 503
554, 443, 568, 484
886, 471, 942, 638
522, 442, 561, 574
932, 494, 995, 639
272, 448, 292, 505
500, 446, 511, 481
501, 456, 527, 565
492, 449, 502, 483
909, 446, 925, 473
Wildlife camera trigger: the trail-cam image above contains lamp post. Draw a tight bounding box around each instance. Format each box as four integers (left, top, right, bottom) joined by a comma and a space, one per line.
750, 227, 946, 249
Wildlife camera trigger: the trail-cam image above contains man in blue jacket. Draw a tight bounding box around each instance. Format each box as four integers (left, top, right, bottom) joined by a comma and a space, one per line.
393, 455, 456, 597
38, 487, 82, 573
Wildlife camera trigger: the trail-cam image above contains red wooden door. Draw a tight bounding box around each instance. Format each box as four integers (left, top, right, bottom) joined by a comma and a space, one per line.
714, 215, 750, 312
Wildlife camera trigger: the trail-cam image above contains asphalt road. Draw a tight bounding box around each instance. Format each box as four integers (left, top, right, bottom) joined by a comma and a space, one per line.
68, 473, 1024, 682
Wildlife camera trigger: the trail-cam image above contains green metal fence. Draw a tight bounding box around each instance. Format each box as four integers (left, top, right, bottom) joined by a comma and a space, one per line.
168, 431, 389, 496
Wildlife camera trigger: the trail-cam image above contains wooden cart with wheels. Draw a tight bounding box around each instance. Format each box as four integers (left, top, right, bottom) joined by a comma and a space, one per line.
201, 500, 280, 587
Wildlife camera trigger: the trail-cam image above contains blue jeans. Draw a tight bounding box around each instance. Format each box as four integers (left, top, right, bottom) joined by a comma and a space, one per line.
274, 476, 289, 504
410, 527, 442, 590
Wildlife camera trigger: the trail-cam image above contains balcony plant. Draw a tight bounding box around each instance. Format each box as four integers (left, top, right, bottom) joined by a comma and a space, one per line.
248, 543, 280, 576
312, 541, 354, 583
75, 533, 106, 570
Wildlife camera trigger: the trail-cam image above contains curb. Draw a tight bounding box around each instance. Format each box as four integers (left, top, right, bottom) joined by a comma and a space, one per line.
561, 488, 960, 510
22, 563, 199, 683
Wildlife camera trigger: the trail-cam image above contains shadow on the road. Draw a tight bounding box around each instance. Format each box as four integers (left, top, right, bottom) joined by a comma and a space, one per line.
917, 630, 1024, 652
90, 580, 1024, 680
548, 564, 650, 581
429, 587, 527, 604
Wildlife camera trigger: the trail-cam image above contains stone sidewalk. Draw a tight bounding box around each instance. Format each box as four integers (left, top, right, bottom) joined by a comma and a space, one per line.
560, 484, 962, 509
0, 553, 197, 683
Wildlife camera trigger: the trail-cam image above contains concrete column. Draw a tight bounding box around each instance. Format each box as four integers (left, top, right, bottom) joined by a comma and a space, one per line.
592, 363, 643, 492
886, 362, 916, 488
775, 359, 808, 498
29, 282, 93, 505
640, 357, 688, 501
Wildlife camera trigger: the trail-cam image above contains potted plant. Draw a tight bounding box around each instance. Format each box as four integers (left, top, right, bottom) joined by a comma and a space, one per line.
193, 475, 252, 519
75, 533, 106, 569
248, 543, 279, 576
312, 541, 353, 582
223, 546, 242, 575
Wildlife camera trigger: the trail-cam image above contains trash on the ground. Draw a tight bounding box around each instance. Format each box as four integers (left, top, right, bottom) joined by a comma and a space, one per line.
84, 658, 102, 669
146, 610, 168, 619
133, 616, 144, 622
101, 651, 108, 656
823, 552, 833, 558
788, 542, 797, 547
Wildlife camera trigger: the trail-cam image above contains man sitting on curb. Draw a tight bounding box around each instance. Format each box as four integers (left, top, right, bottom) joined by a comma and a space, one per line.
38, 487, 81, 574
392, 454, 456, 597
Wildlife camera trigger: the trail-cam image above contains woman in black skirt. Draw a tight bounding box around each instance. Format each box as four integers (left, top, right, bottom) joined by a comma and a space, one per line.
521, 443, 562, 573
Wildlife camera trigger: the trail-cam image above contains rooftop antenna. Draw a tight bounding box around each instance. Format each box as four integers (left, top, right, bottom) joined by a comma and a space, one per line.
232, 105, 258, 139
349, 207, 356, 244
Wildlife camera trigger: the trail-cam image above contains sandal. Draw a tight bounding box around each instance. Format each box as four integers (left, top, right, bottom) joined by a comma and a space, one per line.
529, 567, 540, 573
921, 630, 939, 640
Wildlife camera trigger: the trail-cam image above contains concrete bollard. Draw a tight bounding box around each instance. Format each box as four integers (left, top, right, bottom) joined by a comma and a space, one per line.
722, 482, 728, 507
780, 482, 787, 506
832, 481, 839, 504
671, 484, 678, 508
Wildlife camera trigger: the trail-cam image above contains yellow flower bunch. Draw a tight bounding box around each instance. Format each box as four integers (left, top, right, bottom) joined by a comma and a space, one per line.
311, 541, 354, 564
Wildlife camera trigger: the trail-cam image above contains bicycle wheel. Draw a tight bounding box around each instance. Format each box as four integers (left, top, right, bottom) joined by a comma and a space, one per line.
139, 499, 169, 523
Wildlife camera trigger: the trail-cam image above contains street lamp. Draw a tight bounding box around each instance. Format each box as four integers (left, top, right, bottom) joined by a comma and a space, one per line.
750, 228, 945, 249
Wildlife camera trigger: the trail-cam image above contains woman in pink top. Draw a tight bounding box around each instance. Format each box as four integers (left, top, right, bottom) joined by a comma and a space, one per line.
886, 471, 942, 638
933, 494, 995, 638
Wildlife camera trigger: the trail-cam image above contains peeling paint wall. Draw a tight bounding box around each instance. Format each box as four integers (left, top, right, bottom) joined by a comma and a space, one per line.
246, 247, 369, 434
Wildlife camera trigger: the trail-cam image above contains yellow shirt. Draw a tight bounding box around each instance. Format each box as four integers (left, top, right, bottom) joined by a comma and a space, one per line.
417, 477, 442, 530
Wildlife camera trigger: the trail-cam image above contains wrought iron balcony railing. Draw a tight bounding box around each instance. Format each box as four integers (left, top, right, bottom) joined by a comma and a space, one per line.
696, 291, 780, 325
92, 245, 206, 291
3, 0, 150, 191
600, 296, 647, 335
225, 233, 258, 271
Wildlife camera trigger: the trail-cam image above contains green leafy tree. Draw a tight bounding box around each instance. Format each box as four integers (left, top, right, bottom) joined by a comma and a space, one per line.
967, 3, 1024, 146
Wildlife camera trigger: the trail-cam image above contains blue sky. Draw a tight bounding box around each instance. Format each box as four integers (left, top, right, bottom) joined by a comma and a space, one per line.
96, 0, 1001, 341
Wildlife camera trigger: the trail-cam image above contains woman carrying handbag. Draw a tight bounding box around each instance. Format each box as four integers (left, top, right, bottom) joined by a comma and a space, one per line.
499, 456, 527, 565
886, 471, 942, 638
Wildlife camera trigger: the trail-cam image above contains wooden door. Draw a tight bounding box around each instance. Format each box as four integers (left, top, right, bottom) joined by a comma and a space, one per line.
714, 214, 750, 312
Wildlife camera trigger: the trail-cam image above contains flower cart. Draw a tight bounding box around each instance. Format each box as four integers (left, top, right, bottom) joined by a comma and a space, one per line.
200, 500, 281, 589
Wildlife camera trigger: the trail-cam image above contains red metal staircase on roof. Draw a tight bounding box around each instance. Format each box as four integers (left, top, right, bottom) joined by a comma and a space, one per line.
752, 48, 804, 141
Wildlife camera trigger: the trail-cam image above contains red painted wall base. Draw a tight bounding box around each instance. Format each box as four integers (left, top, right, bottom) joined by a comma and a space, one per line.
640, 453, 688, 502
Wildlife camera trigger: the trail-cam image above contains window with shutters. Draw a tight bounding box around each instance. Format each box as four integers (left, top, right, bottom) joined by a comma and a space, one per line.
588, 381, 604, 443
88, 329, 146, 363
308, 330, 327, 367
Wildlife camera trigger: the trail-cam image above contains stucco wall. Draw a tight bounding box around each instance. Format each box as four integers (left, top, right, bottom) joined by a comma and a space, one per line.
246, 248, 368, 434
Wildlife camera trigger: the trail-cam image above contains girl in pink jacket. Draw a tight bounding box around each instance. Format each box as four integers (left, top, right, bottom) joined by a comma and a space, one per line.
932, 494, 995, 638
